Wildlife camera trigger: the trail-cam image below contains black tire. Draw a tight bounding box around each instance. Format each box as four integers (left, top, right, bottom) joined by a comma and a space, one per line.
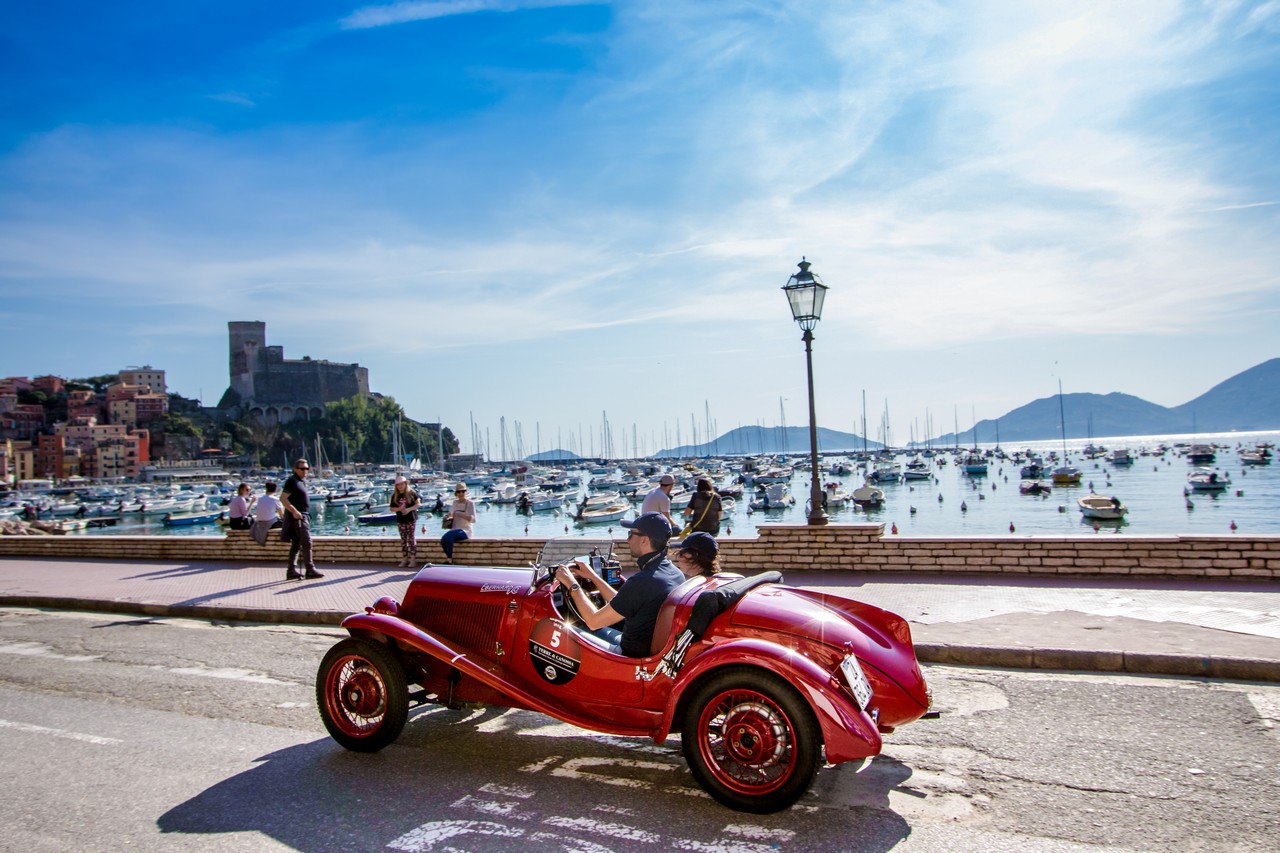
681, 666, 821, 813
316, 637, 409, 752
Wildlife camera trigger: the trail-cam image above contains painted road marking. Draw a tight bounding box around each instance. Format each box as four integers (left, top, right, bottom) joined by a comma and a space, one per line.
0, 640, 100, 662
0, 718, 122, 746
0, 640, 293, 685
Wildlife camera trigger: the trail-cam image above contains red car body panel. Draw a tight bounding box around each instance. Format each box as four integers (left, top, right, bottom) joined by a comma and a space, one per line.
339, 561, 927, 755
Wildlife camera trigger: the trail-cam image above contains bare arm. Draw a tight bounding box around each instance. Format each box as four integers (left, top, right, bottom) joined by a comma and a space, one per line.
555, 564, 621, 629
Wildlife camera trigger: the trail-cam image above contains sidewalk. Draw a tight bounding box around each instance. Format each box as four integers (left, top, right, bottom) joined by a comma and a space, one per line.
3, 556, 1279, 682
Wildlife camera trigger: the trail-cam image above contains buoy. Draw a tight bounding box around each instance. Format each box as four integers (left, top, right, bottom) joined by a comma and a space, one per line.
937, 494, 944, 502
910, 506, 917, 514
1230, 520, 1238, 531
978, 493, 986, 500
1236, 490, 1244, 497
960, 501, 968, 512
1093, 522, 1100, 533
891, 523, 898, 534
1185, 499, 1194, 510
1009, 522, 1015, 533
524, 525, 529, 534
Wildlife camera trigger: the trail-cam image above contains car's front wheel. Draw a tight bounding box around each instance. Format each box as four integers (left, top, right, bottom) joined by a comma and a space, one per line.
681, 666, 820, 813
317, 637, 408, 752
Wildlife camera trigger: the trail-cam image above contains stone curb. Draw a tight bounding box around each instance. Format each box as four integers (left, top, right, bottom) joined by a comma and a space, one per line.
5, 595, 1280, 683
915, 643, 1280, 683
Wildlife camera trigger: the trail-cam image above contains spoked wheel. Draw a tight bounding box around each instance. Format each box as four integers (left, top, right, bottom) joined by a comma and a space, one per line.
682, 667, 820, 813
316, 637, 409, 752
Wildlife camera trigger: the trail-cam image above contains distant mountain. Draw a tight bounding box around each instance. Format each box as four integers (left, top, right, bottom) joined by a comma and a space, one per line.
1173, 358, 1280, 432
932, 358, 1280, 444
655, 424, 881, 458
527, 449, 585, 462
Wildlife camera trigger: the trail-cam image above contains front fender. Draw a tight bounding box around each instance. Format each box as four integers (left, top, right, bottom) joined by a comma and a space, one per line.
339, 612, 660, 737
658, 637, 882, 765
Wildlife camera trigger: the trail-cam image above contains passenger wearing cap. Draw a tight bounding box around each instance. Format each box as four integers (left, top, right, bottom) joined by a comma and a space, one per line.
389, 475, 421, 568
640, 473, 678, 531
554, 511, 684, 657
440, 483, 476, 563
673, 531, 721, 578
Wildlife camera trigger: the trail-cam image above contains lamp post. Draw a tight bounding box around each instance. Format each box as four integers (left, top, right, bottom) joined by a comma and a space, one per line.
782, 257, 829, 526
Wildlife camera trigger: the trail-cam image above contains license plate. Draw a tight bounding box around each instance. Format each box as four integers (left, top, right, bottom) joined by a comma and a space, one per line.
841, 654, 873, 711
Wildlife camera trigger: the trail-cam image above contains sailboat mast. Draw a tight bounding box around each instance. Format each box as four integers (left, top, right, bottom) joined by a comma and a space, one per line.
1058, 379, 1068, 459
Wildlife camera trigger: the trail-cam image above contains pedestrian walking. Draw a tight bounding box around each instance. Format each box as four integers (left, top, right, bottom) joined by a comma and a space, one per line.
390, 475, 421, 567
641, 473, 678, 531
280, 459, 323, 580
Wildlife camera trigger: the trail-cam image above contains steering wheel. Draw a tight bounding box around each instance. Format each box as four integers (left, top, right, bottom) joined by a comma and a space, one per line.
549, 561, 605, 625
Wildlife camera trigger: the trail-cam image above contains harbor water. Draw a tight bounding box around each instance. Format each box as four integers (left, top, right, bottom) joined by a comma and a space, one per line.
60, 430, 1280, 542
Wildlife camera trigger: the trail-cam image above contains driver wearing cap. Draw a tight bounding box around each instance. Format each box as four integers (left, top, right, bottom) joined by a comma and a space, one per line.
554, 512, 684, 657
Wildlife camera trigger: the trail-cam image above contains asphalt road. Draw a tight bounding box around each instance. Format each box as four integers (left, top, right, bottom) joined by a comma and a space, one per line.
1, 607, 1277, 852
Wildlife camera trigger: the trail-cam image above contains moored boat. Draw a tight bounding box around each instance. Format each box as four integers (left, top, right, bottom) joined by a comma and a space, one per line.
1078, 493, 1127, 520
1052, 466, 1082, 485
1187, 468, 1229, 492
162, 510, 223, 527
851, 484, 885, 508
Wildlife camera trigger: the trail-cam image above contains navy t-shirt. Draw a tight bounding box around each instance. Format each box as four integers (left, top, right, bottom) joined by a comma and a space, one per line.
282, 474, 310, 514
611, 551, 684, 657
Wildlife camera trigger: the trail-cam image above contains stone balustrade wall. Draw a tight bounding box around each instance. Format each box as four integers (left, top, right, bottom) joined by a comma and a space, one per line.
2, 524, 1278, 579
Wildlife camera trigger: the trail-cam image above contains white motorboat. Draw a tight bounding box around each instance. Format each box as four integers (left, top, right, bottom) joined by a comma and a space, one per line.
823, 483, 851, 506
576, 503, 631, 524
1078, 493, 1127, 520
750, 483, 795, 510
851, 484, 885, 508
1108, 448, 1134, 466
1187, 468, 1229, 492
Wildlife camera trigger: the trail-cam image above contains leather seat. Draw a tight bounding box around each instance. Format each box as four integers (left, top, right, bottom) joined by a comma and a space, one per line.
649, 575, 709, 655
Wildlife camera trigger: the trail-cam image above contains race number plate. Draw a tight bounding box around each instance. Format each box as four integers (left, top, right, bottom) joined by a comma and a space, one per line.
841, 654, 873, 711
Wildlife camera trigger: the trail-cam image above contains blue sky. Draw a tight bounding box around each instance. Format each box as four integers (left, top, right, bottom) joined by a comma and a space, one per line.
2, 1, 1278, 456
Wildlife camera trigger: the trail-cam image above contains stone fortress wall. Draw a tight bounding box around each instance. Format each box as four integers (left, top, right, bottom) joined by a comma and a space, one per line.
220, 321, 369, 424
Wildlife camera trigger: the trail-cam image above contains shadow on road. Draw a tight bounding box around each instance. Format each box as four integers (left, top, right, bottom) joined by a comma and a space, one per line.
157, 718, 913, 851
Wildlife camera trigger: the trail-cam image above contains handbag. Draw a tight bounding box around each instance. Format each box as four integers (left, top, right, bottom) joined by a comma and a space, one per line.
679, 492, 716, 538
442, 514, 453, 529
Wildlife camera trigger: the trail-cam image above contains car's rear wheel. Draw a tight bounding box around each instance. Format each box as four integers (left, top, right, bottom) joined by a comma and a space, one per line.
681, 667, 820, 813
317, 637, 408, 752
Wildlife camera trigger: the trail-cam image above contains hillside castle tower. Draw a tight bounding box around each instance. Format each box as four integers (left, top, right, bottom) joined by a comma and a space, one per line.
218, 321, 369, 424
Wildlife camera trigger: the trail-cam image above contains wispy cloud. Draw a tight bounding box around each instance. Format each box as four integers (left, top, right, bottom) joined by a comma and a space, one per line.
340, 0, 597, 30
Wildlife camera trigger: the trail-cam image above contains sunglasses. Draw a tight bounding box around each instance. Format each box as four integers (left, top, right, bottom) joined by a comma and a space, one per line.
627, 530, 644, 538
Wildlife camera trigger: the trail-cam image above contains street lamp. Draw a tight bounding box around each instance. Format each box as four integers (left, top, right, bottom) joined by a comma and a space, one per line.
782, 257, 829, 525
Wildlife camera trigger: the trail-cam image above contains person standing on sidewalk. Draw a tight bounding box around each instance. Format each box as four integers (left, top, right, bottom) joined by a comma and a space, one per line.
440, 482, 476, 564
280, 459, 323, 580
390, 475, 421, 567
641, 473, 678, 532
682, 477, 722, 536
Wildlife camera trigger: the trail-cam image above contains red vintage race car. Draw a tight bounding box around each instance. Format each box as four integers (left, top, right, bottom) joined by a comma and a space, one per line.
316, 537, 930, 813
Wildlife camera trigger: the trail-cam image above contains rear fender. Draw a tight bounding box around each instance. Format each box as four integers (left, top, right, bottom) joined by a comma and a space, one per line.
658, 637, 882, 764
